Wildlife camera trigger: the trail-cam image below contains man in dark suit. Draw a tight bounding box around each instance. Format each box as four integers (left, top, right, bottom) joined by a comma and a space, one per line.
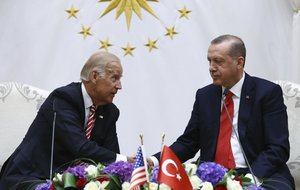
0, 51, 133, 189
150, 34, 295, 189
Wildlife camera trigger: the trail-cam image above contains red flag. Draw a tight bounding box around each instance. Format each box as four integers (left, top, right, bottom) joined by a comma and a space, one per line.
157, 145, 192, 190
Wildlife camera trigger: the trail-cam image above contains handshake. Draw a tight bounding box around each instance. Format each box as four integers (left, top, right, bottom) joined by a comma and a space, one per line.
127, 155, 155, 167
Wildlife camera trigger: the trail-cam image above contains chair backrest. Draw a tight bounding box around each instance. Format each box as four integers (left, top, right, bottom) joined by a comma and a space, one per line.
0, 82, 50, 168
274, 80, 300, 188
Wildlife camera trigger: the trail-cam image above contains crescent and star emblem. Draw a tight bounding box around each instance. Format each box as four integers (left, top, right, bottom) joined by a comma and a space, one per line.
161, 159, 182, 181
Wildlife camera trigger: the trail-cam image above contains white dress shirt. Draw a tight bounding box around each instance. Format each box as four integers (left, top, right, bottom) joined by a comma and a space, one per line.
150, 73, 248, 168
223, 72, 247, 168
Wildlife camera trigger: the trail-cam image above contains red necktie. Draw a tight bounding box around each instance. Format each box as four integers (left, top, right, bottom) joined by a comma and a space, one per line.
85, 105, 96, 139
215, 91, 236, 169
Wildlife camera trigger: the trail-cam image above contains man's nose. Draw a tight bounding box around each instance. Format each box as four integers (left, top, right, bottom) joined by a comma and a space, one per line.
209, 64, 217, 72
116, 80, 122, 89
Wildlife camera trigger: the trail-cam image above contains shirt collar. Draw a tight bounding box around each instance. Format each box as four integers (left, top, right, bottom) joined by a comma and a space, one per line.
222, 72, 245, 98
81, 83, 93, 109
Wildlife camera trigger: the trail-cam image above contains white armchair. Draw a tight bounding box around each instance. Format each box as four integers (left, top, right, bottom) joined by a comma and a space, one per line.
0, 82, 50, 169
274, 80, 300, 188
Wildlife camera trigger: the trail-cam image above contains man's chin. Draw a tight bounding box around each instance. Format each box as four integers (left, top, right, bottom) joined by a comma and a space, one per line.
107, 97, 114, 103
98, 99, 113, 105
212, 79, 222, 86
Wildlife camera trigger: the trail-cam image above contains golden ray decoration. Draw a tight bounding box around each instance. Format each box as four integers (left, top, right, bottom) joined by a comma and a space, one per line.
178, 6, 191, 19
79, 25, 92, 39
66, 5, 79, 19
165, 26, 178, 40
122, 42, 136, 56
99, 0, 159, 30
144, 38, 158, 52
99, 38, 113, 51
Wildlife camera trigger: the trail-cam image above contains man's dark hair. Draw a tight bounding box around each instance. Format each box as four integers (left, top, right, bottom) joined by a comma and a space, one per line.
211, 34, 246, 62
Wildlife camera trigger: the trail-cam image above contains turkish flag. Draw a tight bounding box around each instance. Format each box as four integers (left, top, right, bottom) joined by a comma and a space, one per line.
157, 145, 192, 190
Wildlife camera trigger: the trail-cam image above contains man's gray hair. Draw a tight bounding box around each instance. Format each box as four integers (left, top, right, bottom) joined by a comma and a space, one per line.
80, 51, 121, 81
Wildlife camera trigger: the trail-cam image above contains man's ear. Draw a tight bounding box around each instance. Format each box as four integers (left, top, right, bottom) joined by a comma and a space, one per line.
237, 56, 245, 68
90, 70, 99, 83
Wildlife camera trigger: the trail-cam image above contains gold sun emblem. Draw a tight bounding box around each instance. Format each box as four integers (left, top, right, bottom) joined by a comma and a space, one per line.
99, 0, 159, 30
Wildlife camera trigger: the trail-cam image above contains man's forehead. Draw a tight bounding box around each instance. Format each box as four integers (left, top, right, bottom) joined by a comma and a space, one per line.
106, 62, 121, 69
106, 63, 122, 75
208, 43, 230, 55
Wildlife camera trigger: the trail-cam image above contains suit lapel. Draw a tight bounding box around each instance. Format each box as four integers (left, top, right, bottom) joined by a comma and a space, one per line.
90, 106, 106, 141
76, 83, 87, 127
238, 73, 255, 145
209, 86, 223, 161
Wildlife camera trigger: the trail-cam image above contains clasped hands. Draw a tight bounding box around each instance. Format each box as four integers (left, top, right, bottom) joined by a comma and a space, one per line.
127, 156, 154, 167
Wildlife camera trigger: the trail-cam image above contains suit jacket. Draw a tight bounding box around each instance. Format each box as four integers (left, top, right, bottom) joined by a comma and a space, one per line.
156, 73, 293, 183
0, 82, 121, 189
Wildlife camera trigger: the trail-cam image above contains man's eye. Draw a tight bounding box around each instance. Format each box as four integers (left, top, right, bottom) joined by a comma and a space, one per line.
209, 59, 223, 66
111, 76, 119, 82
214, 59, 223, 65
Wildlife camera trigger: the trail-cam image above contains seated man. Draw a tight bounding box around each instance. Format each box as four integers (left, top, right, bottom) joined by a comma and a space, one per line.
150, 34, 295, 190
0, 51, 133, 190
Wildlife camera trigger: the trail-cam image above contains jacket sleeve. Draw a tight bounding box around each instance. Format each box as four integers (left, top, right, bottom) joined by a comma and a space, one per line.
249, 84, 290, 178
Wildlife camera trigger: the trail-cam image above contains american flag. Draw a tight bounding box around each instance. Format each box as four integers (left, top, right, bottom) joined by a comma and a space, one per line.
129, 146, 148, 190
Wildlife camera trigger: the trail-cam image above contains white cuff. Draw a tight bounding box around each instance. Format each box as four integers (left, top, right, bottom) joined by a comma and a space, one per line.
150, 156, 159, 167
245, 173, 262, 186
116, 154, 127, 162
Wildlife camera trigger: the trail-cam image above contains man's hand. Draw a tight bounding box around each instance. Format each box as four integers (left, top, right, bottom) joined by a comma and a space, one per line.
146, 157, 154, 167
127, 156, 135, 163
